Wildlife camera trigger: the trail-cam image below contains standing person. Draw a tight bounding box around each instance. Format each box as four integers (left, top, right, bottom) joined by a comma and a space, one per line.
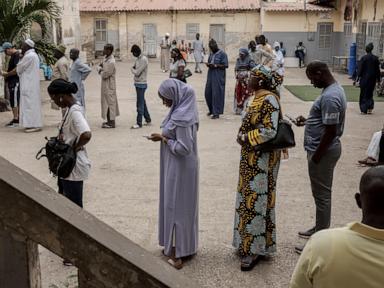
69, 48, 92, 108
16, 39, 43, 133
171, 40, 177, 51
47, 79, 91, 209
192, 33, 205, 73
358, 43, 381, 115
178, 39, 188, 62
205, 39, 228, 119
256, 35, 274, 67
169, 48, 186, 83
1, 42, 20, 127
290, 166, 384, 288
234, 48, 256, 114
98, 44, 119, 129
233, 65, 283, 271
294, 61, 347, 253
280, 42, 286, 57
48, 79, 91, 267
148, 78, 199, 270
130, 44, 151, 129
295, 42, 307, 68
272, 42, 285, 78
160, 33, 171, 73
52, 44, 69, 81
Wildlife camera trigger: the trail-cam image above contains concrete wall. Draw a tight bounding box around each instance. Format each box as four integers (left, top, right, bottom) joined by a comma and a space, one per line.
57, 0, 81, 48
80, 11, 260, 61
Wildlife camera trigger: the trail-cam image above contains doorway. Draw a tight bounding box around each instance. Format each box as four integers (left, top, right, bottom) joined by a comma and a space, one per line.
143, 24, 157, 58
317, 22, 333, 63
210, 24, 225, 50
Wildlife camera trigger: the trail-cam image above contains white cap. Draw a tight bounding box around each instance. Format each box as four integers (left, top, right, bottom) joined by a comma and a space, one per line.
165, 33, 170, 37
25, 39, 35, 48
273, 41, 280, 49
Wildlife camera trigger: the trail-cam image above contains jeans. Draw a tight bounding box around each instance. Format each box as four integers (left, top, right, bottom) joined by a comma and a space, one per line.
135, 86, 151, 126
59, 179, 84, 208
307, 145, 341, 231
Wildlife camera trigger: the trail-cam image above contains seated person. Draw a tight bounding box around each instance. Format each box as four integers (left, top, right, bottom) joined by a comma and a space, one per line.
358, 127, 384, 166
290, 166, 384, 288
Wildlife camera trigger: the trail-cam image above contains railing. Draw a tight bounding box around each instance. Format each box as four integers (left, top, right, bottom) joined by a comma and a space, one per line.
0, 156, 196, 288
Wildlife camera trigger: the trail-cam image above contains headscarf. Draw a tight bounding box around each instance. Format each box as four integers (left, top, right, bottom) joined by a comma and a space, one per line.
250, 64, 283, 93
239, 48, 249, 56
273, 42, 280, 49
158, 79, 199, 128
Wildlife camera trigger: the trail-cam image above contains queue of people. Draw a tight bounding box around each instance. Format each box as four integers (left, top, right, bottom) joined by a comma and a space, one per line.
1, 34, 384, 286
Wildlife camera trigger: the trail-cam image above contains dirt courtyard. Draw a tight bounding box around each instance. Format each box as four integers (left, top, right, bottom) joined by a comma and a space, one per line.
0, 61, 380, 287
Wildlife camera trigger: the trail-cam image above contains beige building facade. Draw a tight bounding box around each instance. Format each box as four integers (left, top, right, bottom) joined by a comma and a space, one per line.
79, 0, 260, 61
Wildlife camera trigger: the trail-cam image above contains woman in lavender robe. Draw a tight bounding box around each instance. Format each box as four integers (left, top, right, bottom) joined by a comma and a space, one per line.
149, 78, 199, 269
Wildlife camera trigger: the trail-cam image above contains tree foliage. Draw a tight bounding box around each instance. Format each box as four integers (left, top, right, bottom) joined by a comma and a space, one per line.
0, 0, 61, 64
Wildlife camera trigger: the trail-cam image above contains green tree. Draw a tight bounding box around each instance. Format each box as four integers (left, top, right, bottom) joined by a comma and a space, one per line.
0, 0, 61, 64
0, 0, 61, 43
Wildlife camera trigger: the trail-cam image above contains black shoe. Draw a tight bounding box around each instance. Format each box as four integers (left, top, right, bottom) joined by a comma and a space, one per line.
240, 255, 264, 271
298, 227, 316, 239
5, 119, 18, 127
207, 112, 212, 116
211, 115, 219, 119
295, 244, 305, 255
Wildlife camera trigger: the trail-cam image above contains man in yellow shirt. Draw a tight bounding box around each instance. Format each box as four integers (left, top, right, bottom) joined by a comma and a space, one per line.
290, 166, 384, 288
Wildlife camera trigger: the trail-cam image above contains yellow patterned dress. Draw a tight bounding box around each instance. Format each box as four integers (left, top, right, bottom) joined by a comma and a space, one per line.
233, 89, 281, 257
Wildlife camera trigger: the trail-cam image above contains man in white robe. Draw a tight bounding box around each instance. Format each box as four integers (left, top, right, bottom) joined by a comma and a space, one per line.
16, 39, 42, 132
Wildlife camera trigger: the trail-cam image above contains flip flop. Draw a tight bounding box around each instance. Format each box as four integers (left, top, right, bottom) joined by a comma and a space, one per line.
167, 258, 183, 270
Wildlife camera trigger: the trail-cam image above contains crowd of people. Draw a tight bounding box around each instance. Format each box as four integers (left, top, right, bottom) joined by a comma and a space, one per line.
1, 32, 384, 287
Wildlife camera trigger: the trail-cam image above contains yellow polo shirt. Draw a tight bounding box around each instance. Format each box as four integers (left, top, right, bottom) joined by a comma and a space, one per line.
290, 222, 384, 288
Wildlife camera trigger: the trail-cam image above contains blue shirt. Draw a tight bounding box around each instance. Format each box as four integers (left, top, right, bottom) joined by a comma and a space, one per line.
304, 82, 347, 152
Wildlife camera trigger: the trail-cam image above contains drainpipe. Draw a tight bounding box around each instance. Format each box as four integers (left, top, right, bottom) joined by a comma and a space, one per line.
304, 0, 307, 11
172, 10, 177, 39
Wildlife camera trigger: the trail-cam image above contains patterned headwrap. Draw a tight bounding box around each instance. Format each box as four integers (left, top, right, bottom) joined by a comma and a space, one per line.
250, 64, 283, 93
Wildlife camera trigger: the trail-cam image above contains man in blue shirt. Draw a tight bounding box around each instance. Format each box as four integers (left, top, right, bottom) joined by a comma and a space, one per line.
294, 61, 347, 253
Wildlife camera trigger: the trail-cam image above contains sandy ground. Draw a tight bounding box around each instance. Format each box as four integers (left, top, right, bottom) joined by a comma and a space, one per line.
0, 62, 380, 288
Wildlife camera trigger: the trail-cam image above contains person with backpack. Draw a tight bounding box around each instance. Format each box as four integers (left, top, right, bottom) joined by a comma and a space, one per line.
47, 79, 92, 209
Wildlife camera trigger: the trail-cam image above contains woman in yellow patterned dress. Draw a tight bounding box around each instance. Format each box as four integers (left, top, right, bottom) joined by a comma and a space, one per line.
233, 65, 283, 271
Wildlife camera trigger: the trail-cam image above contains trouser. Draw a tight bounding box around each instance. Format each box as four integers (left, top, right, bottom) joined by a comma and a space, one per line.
307, 145, 341, 231
379, 133, 384, 162
135, 86, 151, 126
195, 61, 201, 72
59, 179, 84, 208
296, 51, 305, 67
359, 84, 375, 113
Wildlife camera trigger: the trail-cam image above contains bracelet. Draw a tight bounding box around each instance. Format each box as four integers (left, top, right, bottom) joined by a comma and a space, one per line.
241, 134, 246, 142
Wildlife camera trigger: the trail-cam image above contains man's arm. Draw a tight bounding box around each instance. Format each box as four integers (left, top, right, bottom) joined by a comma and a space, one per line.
312, 125, 337, 163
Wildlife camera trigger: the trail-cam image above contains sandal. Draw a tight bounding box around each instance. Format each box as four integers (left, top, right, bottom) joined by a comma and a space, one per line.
240, 255, 264, 271
167, 258, 183, 270
358, 157, 378, 166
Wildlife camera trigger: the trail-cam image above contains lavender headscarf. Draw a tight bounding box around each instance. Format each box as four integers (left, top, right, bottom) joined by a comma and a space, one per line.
159, 79, 199, 129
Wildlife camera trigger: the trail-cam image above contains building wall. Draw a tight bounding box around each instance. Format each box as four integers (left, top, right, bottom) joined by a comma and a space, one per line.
57, 0, 81, 48
80, 11, 260, 61
262, 7, 346, 63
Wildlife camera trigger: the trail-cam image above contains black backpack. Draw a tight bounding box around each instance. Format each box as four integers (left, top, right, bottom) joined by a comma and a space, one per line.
36, 110, 77, 178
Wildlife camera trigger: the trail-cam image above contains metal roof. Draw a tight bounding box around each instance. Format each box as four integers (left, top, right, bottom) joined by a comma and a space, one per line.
80, 0, 261, 12
263, 2, 333, 12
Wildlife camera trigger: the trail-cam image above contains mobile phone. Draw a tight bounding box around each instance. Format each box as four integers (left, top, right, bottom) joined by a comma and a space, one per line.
285, 114, 298, 125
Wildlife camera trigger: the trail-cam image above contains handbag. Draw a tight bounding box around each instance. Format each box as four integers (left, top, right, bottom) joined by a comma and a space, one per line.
184, 68, 193, 79
254, 93, 296, 152
36, 109, 77, 178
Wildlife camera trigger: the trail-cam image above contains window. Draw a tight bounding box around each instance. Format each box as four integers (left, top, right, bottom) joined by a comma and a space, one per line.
186, 24, 199, 41
379, 22, 384, 56
318, 23, 333, 49
344, 22, 352, 37
368, 22, 380, 37
95, 19, 107, 42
